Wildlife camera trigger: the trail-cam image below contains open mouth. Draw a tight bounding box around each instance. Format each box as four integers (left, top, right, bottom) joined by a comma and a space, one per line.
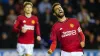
59, 11, 63, 14
59, 10, 63, 13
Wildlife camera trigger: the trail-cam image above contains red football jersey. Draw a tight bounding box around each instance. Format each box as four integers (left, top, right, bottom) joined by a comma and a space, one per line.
50, 18, 83, 52
13, 15, 40, 44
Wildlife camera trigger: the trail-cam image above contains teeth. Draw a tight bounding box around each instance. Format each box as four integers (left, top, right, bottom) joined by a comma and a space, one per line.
60, 11, 62, 13
59, 10, 62, 13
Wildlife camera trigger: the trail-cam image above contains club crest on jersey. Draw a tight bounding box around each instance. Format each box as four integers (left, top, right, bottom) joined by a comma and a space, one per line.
70, 23, 74, 28
32, 20, 35, 24
23, 20, 26, 23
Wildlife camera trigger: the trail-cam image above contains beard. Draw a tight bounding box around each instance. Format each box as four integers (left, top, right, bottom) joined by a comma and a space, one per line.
55, 12, 64, 18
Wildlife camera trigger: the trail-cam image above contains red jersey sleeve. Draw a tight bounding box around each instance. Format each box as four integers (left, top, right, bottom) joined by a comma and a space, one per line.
13, 16, 20, 33
50, 26, 57, 41
50, 25, 57, 52
75, 19, 85, 42
35, 17, 40, 36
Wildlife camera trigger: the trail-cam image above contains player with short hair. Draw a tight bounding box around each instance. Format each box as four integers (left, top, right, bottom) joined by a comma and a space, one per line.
48, 3, 85, 56
13, 2, 41, 56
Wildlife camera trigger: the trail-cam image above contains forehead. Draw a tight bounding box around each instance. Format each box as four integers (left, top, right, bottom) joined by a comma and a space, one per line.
54, 5, 62, 9
25, 4, 32, 7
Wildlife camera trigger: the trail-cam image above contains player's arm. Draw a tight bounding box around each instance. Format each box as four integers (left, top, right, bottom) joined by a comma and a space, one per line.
48, 40, 57, 54
77, 27, 85, 48
35, 17, 41, 41
13, 16, 20, 33
75, 19, 85, 48
48, 26, 57, 54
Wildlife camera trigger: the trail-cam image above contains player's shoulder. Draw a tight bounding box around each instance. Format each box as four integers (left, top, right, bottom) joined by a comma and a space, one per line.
17, 15, 26, 20
16, 15, 24, 20
69, 18, 78, 21
52, 22, 59, 28
32, 15, 39, 20
69, 18, 79, 22
32, 15, 38, 18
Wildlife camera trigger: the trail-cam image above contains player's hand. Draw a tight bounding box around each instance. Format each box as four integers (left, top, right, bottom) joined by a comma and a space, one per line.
37, 36, 41, 41
48, 49, 53, 54
21, 27, 27, 33
80, 41, 85, 48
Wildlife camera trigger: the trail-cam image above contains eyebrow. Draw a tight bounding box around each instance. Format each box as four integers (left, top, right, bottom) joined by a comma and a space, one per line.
55, 6, 62, 10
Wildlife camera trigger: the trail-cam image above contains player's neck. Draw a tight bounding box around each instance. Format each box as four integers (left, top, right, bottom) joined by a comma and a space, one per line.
25, 13, 32, 18
58, 16, 67, 22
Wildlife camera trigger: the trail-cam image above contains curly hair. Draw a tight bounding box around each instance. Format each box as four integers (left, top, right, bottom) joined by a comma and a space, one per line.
23, 2, 33, 7
52, 3, 61, 13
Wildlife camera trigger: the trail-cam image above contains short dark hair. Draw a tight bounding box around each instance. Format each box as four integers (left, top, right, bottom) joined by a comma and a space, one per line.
23, 2, 33, 7
52, 3, 61, 13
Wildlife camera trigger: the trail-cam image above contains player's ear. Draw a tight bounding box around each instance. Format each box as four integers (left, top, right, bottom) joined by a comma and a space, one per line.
53, 13, 56, 16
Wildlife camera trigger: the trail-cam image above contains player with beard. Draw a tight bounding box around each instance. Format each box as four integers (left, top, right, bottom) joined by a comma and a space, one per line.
48, 3, 85, 56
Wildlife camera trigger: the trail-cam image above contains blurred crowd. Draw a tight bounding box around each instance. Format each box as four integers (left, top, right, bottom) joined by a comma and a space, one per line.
0, 0, 100, 50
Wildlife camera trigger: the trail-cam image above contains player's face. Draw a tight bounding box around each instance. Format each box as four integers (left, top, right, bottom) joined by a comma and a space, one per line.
54, 5, 64, 18
24, 5, 32, 14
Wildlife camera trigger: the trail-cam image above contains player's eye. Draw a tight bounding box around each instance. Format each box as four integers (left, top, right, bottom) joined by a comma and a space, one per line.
55, 8, 58, 10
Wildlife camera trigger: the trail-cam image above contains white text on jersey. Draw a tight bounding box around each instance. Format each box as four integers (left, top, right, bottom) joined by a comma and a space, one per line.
22, 25, 34, 30
61, 30, 76, 37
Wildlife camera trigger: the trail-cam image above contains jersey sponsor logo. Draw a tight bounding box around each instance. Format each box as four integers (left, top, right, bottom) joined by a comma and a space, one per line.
22, 25, 34, 30
61, 30, 76, 37
32, 20, 35, 24
70, 23, 74, 28
23, 20, 26, 23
